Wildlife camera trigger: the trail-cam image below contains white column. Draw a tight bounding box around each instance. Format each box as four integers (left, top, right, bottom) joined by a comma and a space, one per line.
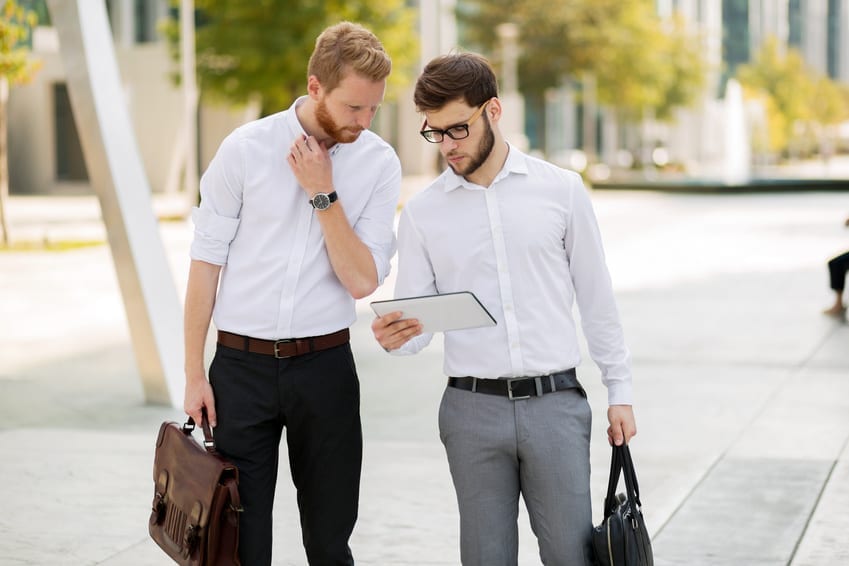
496, 23, 527, 151
46, 0, 184, 406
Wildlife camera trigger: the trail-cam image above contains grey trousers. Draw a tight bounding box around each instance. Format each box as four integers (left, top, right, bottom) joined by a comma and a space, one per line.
438, 382, 594, 566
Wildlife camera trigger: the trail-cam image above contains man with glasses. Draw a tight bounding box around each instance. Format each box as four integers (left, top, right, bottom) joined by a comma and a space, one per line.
371, 52, 636, 565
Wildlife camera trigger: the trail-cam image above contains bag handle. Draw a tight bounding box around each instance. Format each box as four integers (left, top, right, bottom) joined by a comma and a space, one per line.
182, 407, 218, 454
620, 443, 643, 509
602, 444, 643, 518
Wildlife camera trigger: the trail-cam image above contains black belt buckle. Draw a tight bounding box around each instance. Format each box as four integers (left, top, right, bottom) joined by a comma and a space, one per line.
273, 339, 295, 359
507, 377, 532, 401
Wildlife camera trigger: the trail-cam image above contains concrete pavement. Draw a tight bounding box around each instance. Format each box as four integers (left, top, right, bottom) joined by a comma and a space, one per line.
1, 186, 848, 565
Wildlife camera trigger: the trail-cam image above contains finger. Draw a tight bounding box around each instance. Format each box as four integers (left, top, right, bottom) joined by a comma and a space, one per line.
206, 404, 217, 428
611, 422, 625, 446
387, 321, 423, 347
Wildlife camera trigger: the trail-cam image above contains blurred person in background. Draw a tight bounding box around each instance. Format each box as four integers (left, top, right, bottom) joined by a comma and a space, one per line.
823, 216, 849, 319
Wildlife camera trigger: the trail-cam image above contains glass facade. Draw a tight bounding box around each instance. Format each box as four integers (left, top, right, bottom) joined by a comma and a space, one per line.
722, 0, 750, 81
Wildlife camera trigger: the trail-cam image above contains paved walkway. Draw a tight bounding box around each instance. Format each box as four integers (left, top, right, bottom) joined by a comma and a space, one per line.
1, 186, 848, 565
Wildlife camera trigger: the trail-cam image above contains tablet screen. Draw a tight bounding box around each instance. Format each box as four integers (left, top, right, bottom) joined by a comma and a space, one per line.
370, 291, 497, 333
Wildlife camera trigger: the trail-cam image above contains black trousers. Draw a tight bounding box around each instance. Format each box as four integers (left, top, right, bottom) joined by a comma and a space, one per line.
828, 251, 849, 292
209, 342, 362, 566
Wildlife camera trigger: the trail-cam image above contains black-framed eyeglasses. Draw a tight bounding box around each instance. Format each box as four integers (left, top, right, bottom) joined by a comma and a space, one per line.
419, 101, 490, 143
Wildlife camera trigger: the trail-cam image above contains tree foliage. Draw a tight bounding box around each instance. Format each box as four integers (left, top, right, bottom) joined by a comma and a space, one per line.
1, 0, 42, 245
736, 36, 848, 154
163, 0, 419, 116
0, 0, 40, 85
458, 0, 706, 122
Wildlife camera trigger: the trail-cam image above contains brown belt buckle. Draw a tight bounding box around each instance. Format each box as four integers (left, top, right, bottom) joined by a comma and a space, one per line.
273, 339, 295, 359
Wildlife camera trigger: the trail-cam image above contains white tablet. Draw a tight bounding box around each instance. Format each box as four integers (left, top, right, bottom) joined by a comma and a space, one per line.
370, 291, 497, 333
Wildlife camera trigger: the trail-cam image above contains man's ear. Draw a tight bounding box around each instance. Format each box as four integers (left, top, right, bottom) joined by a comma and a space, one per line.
487, 97, 503, 123
307, 75, 322, 99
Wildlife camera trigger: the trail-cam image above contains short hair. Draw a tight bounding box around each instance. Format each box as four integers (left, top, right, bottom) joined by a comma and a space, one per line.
414, 52, 499, 112
307, 22, 392, 92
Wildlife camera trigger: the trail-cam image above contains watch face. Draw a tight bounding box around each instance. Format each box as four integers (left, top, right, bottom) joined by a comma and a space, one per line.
312, 193, 330, 210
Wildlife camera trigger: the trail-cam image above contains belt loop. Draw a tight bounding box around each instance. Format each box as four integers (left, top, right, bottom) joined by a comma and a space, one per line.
549, 374, 556, 392
471, 377, 478, 393
534, 377, 543, 397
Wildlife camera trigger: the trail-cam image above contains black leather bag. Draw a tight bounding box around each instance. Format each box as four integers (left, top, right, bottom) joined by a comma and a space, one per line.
591, 444, 653, 566
149, 410, 242, 565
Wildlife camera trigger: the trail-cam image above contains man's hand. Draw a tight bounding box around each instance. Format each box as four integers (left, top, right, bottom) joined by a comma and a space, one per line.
607, 405, 637, 446
371, 311, 423, 351
287, 135, 333, 195
184, 374, 217, 428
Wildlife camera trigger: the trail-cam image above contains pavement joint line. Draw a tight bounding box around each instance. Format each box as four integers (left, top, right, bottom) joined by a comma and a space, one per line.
94, 537, 151, 565
651, 357, 810, 542
787, 454, 842, 565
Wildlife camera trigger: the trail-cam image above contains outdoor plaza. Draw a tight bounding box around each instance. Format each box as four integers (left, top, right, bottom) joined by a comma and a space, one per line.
1, 172, 848, 564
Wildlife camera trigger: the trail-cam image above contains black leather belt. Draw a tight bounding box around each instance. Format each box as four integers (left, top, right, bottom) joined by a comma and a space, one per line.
217, 329, 349, 359
447, 368, 582, 401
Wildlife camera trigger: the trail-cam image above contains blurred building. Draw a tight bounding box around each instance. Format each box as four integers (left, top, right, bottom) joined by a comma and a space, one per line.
540, 0, 849, 179
8, 0, 259, 196
8, 0, 446, 196
8, 0, 848, 195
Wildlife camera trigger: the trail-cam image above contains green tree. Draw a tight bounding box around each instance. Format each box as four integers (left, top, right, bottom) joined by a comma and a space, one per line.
458, 0, 706, 152
737, 36, 848, 156
0, 0, 41, 246
163, 0, 418, 116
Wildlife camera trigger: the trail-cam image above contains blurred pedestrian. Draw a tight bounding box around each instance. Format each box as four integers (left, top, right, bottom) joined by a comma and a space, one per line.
823, 216, 849, 319
183, 22, 401, 565
371, 52, 636, 566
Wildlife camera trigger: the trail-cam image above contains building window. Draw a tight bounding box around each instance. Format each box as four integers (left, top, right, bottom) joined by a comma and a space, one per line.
826, 0, 840, 78
135, 0, 160, 43
722, 0, 750, 82
54, 83, 89, 182
788, 0, 802, 48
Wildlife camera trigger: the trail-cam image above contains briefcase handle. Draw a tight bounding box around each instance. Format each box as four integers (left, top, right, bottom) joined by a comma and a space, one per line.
183, 407, 218, 454
602, 443, 643, 518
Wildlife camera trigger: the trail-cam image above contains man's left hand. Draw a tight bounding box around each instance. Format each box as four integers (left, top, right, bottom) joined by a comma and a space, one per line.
607, 405, 637, 446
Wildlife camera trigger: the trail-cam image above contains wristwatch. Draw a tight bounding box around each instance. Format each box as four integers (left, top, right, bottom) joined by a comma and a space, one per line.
309, 191, 338, 211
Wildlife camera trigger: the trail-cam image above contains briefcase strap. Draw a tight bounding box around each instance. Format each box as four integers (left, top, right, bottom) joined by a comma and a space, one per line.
184, 408, 218, 454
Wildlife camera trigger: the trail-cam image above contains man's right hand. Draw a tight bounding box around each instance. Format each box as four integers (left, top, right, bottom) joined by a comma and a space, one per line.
371, 311, 422, 351
184, 374, 217, 428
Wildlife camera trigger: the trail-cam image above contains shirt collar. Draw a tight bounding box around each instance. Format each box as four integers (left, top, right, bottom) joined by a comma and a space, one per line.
440, 142, 529, 193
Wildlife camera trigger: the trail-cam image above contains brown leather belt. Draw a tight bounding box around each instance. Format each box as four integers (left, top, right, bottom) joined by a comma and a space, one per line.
217, 329, 350, 359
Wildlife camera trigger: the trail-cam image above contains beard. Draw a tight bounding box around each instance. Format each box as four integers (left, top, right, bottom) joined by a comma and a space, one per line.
315, 97, 363, 144
447, 113, 495, 178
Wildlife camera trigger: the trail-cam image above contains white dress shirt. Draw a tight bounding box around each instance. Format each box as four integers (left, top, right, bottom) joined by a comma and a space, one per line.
393, 145, 632, 405
190, 97, 401, 339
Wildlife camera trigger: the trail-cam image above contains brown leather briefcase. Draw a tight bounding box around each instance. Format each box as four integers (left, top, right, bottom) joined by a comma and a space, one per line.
149, 410, 241, 565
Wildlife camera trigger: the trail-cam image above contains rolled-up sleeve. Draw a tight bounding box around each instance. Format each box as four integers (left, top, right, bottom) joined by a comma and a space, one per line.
189, 133, 245, 265
352, 154, 402, 285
